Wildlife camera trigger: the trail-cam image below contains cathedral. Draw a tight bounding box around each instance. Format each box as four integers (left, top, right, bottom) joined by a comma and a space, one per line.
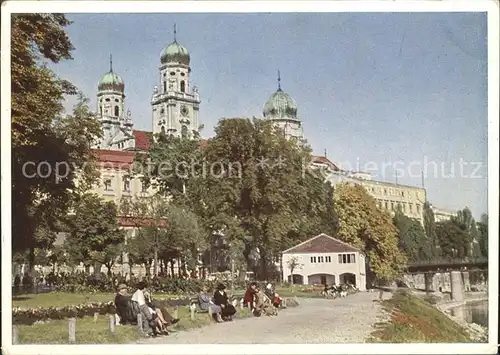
91, 28, 305, 156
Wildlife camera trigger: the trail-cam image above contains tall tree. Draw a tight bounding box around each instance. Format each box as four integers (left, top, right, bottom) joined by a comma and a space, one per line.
120, 195, 205, 277
333, 183, 407, 282
193, 118, 338, 280
423, 202, 440, 259
64, 193, 124, 272
476, 214, 488, 258
393, 207, 431, 262
452, 207, 476, 258
11, 14, 101, 267
435, 219, 470, 259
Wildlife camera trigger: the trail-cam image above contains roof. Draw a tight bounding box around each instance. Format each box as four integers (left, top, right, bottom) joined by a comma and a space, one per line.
132, 130, 152, 151
311, 156, 340, 171
282, 233, 363, 254
93, 149, 136, 169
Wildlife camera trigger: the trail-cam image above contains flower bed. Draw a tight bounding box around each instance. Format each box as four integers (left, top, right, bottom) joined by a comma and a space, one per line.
12, 297, 190, 325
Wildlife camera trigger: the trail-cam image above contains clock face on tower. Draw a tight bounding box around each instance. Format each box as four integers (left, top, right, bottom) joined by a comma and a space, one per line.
180, 105, 189, 117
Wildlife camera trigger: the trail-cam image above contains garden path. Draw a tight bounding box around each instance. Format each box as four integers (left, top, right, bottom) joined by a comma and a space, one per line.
139, 291, 388, 344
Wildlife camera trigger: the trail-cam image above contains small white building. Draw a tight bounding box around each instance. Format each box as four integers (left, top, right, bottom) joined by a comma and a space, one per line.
282, 233, 367, 291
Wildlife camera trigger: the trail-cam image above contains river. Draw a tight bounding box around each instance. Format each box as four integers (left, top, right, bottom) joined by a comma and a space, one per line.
450, 300, 488, 327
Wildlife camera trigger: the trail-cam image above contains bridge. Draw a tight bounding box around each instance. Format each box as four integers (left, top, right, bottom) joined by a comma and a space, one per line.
406, 257, 488, 273
403, 257, 488, 302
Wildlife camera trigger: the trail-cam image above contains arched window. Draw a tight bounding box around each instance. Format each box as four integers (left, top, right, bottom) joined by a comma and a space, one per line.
180, 81, 185, 93
100, 106, 102, 115
114, 106, 119, 117
161, 126, 166, 135
163, 81, 167, 93
181, 125, 188, 139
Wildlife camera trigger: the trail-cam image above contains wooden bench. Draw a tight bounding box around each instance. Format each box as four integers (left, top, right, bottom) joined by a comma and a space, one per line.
190, 296, 209, 313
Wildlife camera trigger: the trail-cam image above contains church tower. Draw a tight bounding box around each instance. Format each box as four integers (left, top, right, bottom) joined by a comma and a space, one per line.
93, 55, 135, 150
151, 25, 201, 138
263, 71, 304, 142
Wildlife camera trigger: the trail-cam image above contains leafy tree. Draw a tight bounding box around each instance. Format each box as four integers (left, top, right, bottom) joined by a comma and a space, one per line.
333, 183, 407, 282
451, 207, 476, 259
286, 256, 303, 284
423, 202, 440, 259
120, 195, 206, 277
393, 207, 432, 262
193, 118, 338, 280
11, 14, 101, 267
435, 219, 470, 259
476, 214, 488, 258
64, 193, 124, 272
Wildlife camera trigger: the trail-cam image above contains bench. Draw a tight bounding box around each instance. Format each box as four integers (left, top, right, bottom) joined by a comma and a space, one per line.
190, 296, 209, 313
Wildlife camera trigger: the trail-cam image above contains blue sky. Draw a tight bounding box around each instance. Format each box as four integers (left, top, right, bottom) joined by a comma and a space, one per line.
52, 12, 488, 218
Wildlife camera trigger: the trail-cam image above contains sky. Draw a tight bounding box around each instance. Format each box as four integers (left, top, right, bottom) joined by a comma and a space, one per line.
51, 12, 488, 219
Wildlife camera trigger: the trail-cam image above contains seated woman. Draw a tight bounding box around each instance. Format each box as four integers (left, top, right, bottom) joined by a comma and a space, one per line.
144, 291, 180, 334
197, 285, 223, 323
265, 283, 282, 308
213, 283, 237, 321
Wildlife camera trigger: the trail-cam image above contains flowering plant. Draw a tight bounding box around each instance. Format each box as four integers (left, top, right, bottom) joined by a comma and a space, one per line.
12, 297, 190, 325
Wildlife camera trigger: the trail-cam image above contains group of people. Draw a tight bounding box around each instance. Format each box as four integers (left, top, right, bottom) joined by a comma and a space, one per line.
243, 282, 283, 317
197, 283, 237, 322
114, 281, 180, 337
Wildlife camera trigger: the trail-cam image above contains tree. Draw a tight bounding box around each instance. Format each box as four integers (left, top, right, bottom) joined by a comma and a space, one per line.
393, 207, 431, 262
64, 193, 124, 273
423, 202, 440, 259
333, 183, 407, 282
120, 195, 169, 277
286, 256, 303, 284
451, 207, 476, 259
120, 195, 206, 277
476, 214, 488, 258
11, 14, 101, 267
194, 118, 338, 280
435, 219, 470, 259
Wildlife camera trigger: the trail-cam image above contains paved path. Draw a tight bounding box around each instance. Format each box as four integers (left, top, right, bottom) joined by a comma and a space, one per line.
140, 292, 388, 344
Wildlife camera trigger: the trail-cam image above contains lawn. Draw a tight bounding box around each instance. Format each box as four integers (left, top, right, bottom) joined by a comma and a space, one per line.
15, 304, 250, 344
368, 292, 473, 343
12, 285, 319, 310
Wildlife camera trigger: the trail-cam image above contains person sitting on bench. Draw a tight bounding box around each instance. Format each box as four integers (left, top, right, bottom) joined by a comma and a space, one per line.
114, 284, 139, 325
197, 285, 223, 322
213, 283, 237, 321
132, 281, 163, 336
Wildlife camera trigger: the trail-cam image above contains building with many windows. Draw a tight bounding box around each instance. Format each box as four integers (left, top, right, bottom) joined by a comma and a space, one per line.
310, 155, 427, 223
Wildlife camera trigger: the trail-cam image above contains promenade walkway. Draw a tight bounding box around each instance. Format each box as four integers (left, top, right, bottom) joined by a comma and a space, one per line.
140, 291, 387, 344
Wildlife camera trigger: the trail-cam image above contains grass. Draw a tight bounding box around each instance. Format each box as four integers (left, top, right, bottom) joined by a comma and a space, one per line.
14, 300, 256, 344
12, 292, 180, 309
12, 285, 319, 310
12, 292, 115, 309
368, 292, 473, 343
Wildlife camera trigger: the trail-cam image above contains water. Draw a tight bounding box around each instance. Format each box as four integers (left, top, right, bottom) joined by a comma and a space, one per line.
450, 300, 488, 327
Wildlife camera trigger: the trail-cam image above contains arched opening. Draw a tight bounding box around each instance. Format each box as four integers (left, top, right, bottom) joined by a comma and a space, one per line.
114, 106, 119, 117
308, 273, 336, 286
339, 272, 356, 286
161, 126, 166, 135
181, 125, 188, 139
180, 80, 185, 93
287, 274, 304, 285
163, 81, 167, 93
100, 106, 102, 115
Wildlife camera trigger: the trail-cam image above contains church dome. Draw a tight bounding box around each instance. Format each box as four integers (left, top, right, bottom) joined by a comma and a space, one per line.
160, 41, 190, 65
263, 88, 298, 120
98, 71, 124, 93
